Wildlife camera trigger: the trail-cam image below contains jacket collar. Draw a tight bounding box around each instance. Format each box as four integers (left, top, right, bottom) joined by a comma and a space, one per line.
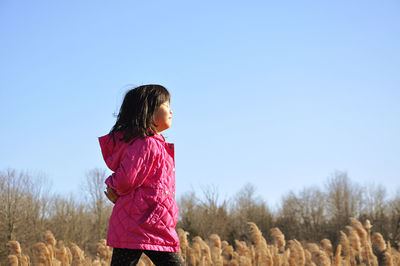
152, 132, 166, 143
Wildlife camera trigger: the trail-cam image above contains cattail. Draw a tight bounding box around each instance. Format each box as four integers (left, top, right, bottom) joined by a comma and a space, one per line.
384, 251, 394, 266
288, 240, 299, 264
235, 240, 252, 266
288, 254, 297, 266
222, 245, 234, 265
84, 257, 93, 265
269, 245, 281, 266
339, 231, 350, 257
230, 259, 240, 266
293, 239, 306, 266
222, 240, 229, 249
32, 242, 52, 265
55, 242, 72, 266
44, 230, 57, 247
97, 239, 112, 265
232, 251, 240, 265
7, 241, 30, 265
372, 232, 387, 253
348, 227, 361, 254
281, 248, 291, 266
8, 255, 18, 266
7, 241, 22, 255
390, 247, 400, 265
193, 236, 212, 265
263, 247, 273, 266
250, 245, 256, 265
321, 239, 333, 258
188, 249, 197, 266
19, 254, 30, 266
200, 255, 206, 266
362, 241, 378, 266
364, 219, 372, 243
233, 249, 241, 265
347, 226, 362, 263
238, 255, 252, 266
203, 243, 213, 265
209, 234, 221, 249
209, 234, 223, 266
43, 231, 56, 263
304, 249, 313, 266
306, 243, 319, 264
71, 242, 86, 265
315, 251, 331, 266
234, 240, 248, 257
177, 228, 190, 263
191, 241, 202, 265
221, 249, 238, 266
372, 232, 387, 265
248, 222, 271, 265
140, 253, 153, 266
333, 244, 342, 266
307, 243, 320, 254
92, 259, 102, 266
307, 243, 331, 266
270, 227, 286, 252
350, 218, 368, 248
312, 243, 330, 265
136, 260, 145, 266
248, 222, 267, 247
66, 246, 73, 265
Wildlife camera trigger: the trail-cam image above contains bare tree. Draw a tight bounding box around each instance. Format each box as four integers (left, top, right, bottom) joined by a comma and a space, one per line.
82, 168, 112, 242
359, 184, 388, 233
0, 169, 29, 242
0, 169, 49, 240
177, 186, 230, 241
276, 191, 304, 241
0, 169, 50, 264
277, 188, 325, 241
46, 193, 94, 249
326, 171, 362, 223
177, 191, 199, 237
230, 183, 273, 242
387, 190, 400, 244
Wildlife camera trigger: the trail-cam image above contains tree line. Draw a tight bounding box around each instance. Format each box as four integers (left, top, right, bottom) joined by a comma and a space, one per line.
1, 168, 400, 264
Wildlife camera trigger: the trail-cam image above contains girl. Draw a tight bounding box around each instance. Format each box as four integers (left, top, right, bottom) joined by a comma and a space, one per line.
99, 84, 184, 266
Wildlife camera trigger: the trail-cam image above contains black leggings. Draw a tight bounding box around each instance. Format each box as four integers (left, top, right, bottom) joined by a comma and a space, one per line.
110, 248, 184, 266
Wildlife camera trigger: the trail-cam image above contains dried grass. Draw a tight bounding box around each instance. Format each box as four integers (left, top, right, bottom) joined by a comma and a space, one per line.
7, 217, 400, 265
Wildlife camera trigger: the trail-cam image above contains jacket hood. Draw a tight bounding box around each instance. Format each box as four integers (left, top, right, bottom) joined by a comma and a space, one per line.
99, 132, 165, 171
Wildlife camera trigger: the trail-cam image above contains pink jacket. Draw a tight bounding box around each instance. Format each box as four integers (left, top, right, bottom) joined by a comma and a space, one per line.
99, 132, 180, 252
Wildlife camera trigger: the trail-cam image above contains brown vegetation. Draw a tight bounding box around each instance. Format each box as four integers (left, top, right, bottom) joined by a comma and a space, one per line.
2, 168, 400, 265
6, 218, 400, 265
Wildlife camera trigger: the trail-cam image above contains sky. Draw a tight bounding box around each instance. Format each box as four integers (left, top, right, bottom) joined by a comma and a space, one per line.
1, 0, 399, 207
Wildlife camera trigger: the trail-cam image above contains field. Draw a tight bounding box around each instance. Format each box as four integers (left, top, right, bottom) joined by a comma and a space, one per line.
6, 218, 400, 266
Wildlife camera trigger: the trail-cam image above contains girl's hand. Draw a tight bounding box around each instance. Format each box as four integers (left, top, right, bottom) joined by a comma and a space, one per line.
104, 186, 120, 204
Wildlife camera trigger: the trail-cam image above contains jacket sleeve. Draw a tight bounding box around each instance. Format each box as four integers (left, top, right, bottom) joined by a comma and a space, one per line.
105, 139, 156, 196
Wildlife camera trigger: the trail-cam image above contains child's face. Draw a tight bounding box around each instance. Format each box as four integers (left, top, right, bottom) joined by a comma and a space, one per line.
153, 101, 173, 133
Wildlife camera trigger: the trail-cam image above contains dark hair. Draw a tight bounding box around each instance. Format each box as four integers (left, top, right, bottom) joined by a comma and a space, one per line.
110, 84, 170, 142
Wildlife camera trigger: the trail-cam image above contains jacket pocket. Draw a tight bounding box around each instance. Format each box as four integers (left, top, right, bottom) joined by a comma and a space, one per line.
141, 204, 170, 231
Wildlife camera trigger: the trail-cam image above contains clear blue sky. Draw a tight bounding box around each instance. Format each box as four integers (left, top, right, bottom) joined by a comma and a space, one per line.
1, 0, 399, 207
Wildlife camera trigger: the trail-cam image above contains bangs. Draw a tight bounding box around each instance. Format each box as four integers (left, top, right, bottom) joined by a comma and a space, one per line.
155, 86, 171, 105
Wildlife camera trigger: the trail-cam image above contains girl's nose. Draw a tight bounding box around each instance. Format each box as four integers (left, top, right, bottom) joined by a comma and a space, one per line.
170, 109, 173, 114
